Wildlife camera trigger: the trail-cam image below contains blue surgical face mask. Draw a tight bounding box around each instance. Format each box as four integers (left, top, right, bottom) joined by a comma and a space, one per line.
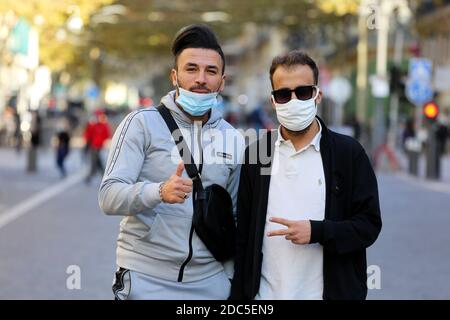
174, 78, 220, 116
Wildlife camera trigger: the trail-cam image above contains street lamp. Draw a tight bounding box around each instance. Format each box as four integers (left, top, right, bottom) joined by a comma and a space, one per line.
371, 0, 411, 165
387, 1, 412, 151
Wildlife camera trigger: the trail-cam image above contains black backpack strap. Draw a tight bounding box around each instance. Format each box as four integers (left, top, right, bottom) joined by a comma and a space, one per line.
156, 104, 203, 189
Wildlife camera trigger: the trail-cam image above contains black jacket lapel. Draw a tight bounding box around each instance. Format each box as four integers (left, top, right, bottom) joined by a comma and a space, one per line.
251, 130, 276, 294
318, 117, 333, 220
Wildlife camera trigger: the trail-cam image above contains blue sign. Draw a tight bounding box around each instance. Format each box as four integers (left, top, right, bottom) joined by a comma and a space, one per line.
409, 58, 432, 81
406, 58, 434, 105
86, 85, 99, 99
406, 79, 433, 105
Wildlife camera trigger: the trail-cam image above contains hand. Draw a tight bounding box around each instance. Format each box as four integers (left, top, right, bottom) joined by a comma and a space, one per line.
267, 217, 311, 245
161, 161, 193, 204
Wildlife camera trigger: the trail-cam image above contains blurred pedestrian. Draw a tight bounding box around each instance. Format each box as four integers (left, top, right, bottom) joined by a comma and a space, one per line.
436, 124, 448, 156
84, 109, 110, 183
246, 103, 275, 131
231, 50, 382, 300
14, 108, 22, 153
2, 106, 16, 147
402, 118, 415, 152
436, 113, 449, 156
82, 115, 95, 162
349, 114, 361, 141
3, 106, 22, 152
0, 111, 4, 146
99, 24, 245, 300
55, 118, 71, 178
27, 110, 41, 173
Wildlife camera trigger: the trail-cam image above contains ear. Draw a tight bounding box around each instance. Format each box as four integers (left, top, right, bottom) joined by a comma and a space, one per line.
270, 95, 276, 111
217, 74, 226, 92
170, 69, 177, 87
315, 89, 323, 105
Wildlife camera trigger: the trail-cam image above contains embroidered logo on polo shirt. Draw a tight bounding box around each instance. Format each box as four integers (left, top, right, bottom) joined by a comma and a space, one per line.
217, 152, 232, 160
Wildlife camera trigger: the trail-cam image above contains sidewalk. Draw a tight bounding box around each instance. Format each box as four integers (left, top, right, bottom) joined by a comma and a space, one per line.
395, 151, 450, 184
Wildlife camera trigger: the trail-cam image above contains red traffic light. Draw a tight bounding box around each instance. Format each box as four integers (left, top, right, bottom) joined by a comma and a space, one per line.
423, 101, 439, 120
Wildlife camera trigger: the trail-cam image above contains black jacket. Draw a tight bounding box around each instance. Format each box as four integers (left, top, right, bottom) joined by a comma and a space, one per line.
230, 117, 382, 300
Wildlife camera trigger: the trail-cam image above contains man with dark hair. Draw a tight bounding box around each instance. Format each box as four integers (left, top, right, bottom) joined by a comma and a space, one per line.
99, 24, 244, 300
231, 50, 382, 300
172, 24, 226, 74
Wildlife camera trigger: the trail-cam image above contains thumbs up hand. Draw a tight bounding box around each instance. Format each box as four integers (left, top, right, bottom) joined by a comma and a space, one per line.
160, 161, 193, 204
175, 161, 185, 177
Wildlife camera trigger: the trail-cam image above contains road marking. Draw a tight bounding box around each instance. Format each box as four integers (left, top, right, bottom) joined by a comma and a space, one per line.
0, 170, 86, 229
396, 172, 450, 196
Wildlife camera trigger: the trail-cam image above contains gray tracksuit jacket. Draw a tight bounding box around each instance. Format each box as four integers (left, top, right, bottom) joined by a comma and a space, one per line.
98, 90, 245, 284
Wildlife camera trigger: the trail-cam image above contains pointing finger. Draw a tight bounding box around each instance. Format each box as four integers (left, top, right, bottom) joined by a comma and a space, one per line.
269, 216, 292, 227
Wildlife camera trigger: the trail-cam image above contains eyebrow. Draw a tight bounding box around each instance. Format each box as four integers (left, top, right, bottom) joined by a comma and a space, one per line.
184, 63, 219, 71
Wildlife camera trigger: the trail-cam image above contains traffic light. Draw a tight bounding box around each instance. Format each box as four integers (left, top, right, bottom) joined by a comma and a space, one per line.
422, 101, 442, 180
423, 101, 439, 120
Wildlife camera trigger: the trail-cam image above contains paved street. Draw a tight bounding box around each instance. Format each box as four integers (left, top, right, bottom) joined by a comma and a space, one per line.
0, 147, 120, 299
367, 171, 450, 299
0, 146, 450, 299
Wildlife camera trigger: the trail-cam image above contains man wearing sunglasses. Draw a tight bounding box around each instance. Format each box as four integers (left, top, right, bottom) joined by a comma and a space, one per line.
231, 50, 382, 300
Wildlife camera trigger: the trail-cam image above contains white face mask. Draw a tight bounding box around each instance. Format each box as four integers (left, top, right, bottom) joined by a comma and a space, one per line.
273, 88, 320, 132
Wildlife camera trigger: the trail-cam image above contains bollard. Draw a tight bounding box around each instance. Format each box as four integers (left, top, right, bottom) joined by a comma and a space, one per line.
426, 123, 440, 180
26, 146, 37, 173
408, 150, 419, 176
405, 137, 421, 177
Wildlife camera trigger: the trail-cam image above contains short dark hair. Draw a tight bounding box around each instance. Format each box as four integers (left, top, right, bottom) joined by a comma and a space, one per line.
269, 50, 319, 87
171, 24, 225, 74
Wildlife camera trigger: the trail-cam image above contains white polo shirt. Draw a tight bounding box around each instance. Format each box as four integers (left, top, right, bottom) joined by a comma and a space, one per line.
256, 119, 325, 300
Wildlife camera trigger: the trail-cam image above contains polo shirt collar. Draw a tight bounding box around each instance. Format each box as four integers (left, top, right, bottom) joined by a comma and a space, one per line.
276, 118, 322, 152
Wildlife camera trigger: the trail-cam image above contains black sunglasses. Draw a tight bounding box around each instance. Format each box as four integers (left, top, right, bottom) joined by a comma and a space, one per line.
271, 85, 319, 104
